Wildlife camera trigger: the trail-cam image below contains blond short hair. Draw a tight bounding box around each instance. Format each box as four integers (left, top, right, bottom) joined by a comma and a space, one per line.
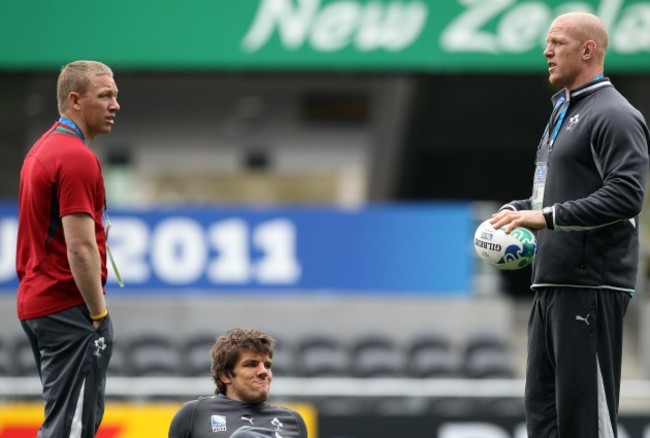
57, 60, 114, 114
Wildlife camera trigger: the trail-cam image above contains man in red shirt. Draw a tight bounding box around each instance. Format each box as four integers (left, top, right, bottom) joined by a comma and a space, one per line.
16, 60, 120, 438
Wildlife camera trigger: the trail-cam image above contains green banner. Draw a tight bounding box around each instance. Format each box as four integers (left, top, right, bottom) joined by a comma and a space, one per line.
2, 0, 649, 72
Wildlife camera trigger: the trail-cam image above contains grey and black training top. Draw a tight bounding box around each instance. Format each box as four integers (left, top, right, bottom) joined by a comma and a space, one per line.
501, 77, 650, 293
168, 394, 308, 438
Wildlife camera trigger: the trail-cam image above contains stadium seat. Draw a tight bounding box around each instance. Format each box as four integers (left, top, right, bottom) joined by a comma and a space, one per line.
0, 340, 11, 376
464, 349, 516, 379
408, 331, 453, 354
407, 332, 461, 378
296, 333, 350, 377
352, 347, 405, 378
350, 334, 405, 378
464, 331, 510, 356
408, 347, 463, 378
124, 332, 181, 377
296, 333, 342, 353
12, 335, 39, 377
181, 332, 217, 377
299, 345, 350, 377
106, 340, 127, 376
269, 338, 296, 377
462, 331, 516, 379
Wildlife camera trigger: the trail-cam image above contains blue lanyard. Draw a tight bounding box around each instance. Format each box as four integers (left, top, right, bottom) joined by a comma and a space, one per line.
537, 74, 605, 162
58, 116, 86, 144
549, 75, 604, 148
548, 98, 568, 149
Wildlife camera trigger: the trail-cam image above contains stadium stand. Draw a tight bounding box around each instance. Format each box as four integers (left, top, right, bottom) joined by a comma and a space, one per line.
408, 347, 463, 378
463, 331, 516, 379
181, 331, 218, 377
464, 349, 516, 379
12, 336, 38, 377
297, 333, 350, 378
464, 331, 511, 356
124, 332, 181, 377
1, 328, 521, 380
0, 339, 11, 376
407, 332, 462, 378
268, 338, 297, 377
106, 340, 127, 376
350, 334, 406, 378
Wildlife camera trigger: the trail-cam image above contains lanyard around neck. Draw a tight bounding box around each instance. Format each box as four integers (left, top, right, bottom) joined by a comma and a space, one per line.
57, 116, 86, 144
541, 75, 604, 155
548, 98, 569, 149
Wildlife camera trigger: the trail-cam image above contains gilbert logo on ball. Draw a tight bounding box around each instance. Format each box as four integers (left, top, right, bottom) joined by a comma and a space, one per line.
474, 219, 537, 270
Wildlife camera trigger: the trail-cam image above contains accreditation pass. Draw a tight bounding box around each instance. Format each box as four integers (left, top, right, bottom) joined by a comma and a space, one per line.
532, 162, 547, 211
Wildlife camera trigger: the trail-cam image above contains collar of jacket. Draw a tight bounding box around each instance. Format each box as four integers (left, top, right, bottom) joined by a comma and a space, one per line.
551, 77, 613, 106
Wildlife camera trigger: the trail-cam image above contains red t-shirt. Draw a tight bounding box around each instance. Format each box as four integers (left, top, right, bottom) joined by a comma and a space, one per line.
16, 122, 107, 320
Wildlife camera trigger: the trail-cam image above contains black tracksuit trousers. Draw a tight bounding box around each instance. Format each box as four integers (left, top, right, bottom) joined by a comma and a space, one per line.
525, 288, 629, 438
21, 305, 114, 438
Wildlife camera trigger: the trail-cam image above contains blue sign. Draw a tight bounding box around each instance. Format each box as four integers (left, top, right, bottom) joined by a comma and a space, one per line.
0, 203, 474, 294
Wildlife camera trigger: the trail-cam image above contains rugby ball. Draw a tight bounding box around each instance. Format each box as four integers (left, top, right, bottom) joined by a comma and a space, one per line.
473, 219, 537, 270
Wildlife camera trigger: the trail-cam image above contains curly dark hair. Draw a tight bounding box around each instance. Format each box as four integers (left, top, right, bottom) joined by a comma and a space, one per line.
210, 327, 275, 395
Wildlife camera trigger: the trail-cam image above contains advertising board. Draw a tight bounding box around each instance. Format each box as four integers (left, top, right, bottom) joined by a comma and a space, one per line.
0, 203, 473, 294
2, 1, 649, 71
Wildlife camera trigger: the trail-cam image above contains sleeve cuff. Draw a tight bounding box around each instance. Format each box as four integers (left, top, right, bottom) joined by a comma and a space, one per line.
543, 206, 555, 230
499, 204, 517, 212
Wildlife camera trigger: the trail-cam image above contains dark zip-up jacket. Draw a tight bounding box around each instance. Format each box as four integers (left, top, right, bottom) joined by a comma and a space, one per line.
169, 394, 308, 438
501, 78, 649, 293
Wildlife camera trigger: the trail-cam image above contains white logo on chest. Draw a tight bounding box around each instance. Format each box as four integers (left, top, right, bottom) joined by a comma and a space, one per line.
566, 113, 580, 130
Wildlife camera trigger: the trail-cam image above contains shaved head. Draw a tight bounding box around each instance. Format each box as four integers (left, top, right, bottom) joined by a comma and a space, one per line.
544, 12, 609, 90
550, 12, 608, 60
